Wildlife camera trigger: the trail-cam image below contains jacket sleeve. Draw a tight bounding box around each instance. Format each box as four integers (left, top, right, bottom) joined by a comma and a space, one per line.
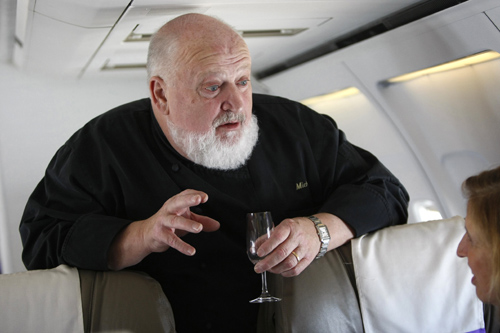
19, 144, 131, 271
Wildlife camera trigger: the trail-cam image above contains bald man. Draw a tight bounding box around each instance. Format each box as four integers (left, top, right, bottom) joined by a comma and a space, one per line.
21, 14, 409, 331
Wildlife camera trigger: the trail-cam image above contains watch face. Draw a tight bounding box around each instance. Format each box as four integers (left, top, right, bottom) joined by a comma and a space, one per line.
318, 225, 330, 240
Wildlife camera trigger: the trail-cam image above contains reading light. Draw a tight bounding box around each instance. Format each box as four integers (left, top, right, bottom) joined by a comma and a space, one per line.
383, 50, 500, 85
301, 87, 360, 106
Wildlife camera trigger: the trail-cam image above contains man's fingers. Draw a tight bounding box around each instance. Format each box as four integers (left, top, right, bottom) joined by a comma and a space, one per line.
156, 226, 196, 256
146, 189, 220, 257
254, 218, 312, 274
191, 213, 220, 232
164, 190, 208, 215
255, 219, 294, 257
167, 214, 203, 233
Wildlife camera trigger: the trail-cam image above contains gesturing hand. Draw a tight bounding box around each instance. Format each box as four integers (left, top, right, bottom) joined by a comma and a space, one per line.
144, 189, 220, 256
108, 189, 220, 270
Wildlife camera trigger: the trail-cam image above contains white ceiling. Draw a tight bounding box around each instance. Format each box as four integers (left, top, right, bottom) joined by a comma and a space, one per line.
13, 0, 444, 79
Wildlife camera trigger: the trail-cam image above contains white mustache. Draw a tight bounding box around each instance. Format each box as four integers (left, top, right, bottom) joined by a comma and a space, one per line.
213, 112, 246, 127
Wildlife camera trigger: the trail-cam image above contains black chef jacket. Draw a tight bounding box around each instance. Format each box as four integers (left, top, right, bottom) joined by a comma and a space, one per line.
20, 93, 409, 332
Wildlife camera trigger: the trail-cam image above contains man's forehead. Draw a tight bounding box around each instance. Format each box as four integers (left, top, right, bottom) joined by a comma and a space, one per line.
190, 50, 251, 75
178, 38, 248, 61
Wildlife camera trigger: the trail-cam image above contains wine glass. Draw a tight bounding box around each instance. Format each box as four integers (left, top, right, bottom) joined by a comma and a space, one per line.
246, 211, 281, 303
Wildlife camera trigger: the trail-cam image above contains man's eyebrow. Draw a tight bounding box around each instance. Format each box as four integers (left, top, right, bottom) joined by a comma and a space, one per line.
200, 66, 251, 81
238, 63, 251, 72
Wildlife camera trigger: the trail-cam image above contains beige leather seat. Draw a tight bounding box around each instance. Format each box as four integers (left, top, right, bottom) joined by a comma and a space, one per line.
351, 216, 484, 332
0, 265, 175, 333
1, 217, 498, 332
79, 269, 176, 332
272, 216, 495, 332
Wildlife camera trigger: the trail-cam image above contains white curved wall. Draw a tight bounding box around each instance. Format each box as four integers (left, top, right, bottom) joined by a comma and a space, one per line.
0, 64, 149, 273
261, 0, 500, 222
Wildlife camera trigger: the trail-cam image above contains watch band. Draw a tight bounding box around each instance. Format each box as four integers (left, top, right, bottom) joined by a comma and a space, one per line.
307, 215, 331, 259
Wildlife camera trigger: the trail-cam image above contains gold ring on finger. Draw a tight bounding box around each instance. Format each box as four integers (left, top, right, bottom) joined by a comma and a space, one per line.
291, 251, 301, 263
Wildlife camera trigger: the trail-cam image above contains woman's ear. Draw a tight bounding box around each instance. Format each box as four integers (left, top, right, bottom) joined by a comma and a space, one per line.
149, 76, 169, 114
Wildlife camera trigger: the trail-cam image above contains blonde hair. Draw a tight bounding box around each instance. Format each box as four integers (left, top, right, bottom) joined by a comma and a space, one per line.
463, 165, 500, 303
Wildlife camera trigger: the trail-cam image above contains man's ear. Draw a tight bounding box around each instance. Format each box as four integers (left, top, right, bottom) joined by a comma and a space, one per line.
149, 76, 169, 114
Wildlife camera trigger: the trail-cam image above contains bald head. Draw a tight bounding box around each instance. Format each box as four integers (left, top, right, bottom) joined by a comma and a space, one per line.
147, 14, 249, 82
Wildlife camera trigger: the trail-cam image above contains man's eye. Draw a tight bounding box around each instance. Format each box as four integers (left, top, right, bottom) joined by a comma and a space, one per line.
239, 80, 249, 86
206, 85, 219, 92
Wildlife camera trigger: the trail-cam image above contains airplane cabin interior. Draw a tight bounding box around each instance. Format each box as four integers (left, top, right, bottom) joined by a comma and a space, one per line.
0, 0, 500, 331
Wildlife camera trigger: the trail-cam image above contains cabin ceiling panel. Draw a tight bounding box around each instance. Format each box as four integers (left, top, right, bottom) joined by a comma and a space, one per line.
13, 13, 111, 76
32, 0, 131, 27
84, 0, 426, 77
15, 0, 429, 78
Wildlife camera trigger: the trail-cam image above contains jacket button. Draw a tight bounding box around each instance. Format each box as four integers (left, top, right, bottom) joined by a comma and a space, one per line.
172, 164, 180, 172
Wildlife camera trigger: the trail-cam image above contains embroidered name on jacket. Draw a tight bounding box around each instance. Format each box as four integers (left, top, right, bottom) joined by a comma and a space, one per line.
296, 181, 308, 190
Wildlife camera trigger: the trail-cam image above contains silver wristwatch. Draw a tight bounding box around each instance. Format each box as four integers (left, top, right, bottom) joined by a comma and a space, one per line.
307, 215, 331, 259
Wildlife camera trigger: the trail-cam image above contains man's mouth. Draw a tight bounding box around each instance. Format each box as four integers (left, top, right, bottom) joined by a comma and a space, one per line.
213, 111, 246, 129
218, 121, 240, 130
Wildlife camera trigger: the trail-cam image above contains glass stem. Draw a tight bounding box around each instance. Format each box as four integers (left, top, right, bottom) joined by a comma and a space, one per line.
261, 271, 270, 295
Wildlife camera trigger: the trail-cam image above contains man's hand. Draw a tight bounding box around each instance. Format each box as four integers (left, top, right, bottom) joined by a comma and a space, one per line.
108, 189, 220, 270
253, 213, 354, 277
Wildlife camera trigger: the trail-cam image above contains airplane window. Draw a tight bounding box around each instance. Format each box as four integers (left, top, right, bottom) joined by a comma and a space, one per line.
412, 199, 443, 223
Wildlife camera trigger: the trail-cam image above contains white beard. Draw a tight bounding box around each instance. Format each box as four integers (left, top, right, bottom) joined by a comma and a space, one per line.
166, 112, 259, 170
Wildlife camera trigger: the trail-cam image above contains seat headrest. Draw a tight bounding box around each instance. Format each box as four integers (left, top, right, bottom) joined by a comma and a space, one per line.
352, 216, 484, 332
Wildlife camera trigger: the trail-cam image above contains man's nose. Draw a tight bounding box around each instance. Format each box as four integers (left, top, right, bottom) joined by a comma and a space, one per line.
221, 84, 244, 113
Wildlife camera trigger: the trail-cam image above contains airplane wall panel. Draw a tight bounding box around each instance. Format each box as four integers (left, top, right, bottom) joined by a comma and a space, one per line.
262, 0, 500, 222
263, 59, 439, 223
261, 57, 360, 102
346, 11, 500, 218
0, 167, 10, 273
380, 59, 500, 217
302, 91, 435, 224
0, 63, 149, 273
